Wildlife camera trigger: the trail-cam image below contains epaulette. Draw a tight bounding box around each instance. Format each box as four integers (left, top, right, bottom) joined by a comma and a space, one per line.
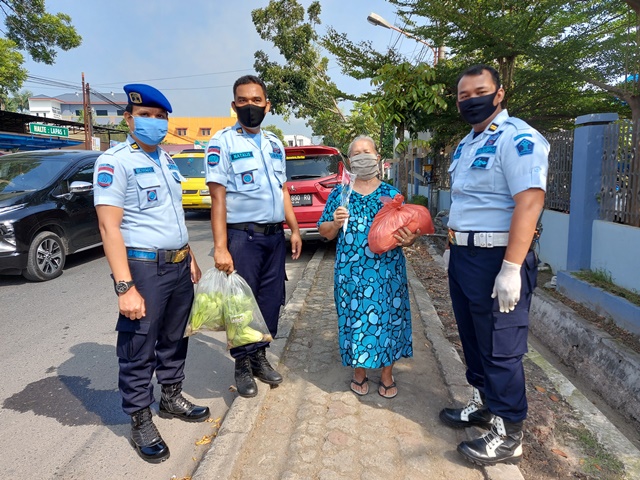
503, 116, 532, 131
109, 142, 128, 154
213, 126, 234, 140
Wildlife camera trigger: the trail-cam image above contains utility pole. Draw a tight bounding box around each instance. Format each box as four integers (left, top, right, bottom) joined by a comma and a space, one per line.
81, 73, 93, 150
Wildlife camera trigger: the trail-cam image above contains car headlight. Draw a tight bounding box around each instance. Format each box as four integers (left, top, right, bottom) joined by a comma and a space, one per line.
199, 189, 210, 196
0, 221, 17, 253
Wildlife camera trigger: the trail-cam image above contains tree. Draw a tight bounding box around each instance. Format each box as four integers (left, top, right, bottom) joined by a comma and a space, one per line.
0, 0, 81, 107
7, 88, 31, 112
371, 62, 447, 197
252, 0, 348, 123
263, 124, 286, 144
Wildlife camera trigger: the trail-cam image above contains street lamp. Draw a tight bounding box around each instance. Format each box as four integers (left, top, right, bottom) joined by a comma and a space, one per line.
367, 12, 439, 66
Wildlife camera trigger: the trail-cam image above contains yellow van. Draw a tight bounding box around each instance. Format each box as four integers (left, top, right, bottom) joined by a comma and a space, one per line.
171, 149, 210, 211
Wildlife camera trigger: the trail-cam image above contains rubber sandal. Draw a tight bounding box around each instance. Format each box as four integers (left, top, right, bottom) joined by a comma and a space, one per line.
350, 376, 369, 396
378, 379, 398, 399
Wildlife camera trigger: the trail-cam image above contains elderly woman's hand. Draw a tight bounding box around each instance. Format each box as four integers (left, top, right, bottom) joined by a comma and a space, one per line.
394, 226, 421, 248
333, 206, 349, 229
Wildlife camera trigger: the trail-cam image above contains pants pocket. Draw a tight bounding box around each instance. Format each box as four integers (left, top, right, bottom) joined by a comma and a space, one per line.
492, 311, 529, 358
116, 332, 148, 362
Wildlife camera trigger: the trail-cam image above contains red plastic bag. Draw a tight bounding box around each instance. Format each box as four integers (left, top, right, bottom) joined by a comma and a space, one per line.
368, 194, 435, 254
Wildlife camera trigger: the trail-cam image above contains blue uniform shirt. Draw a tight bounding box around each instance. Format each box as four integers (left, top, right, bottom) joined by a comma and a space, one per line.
93, 136, 189, 249
205, 122, 287, 224
448, 110, 549, 232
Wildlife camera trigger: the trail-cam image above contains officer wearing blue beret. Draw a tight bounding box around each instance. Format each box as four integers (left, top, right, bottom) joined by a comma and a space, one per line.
206, 75, 302, 398
94, 83, 210, 463
438, 65, 549, 465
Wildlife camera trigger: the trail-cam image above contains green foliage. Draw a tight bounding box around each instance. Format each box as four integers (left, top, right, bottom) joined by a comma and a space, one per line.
263, 124, 286, 144
2, 0, 82, 64
574, 269, 640, 306
409, 194, 428, 207
0, 1, 81, 103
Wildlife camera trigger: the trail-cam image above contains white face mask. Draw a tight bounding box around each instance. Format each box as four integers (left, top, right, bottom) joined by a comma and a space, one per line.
349, 153, 379, 180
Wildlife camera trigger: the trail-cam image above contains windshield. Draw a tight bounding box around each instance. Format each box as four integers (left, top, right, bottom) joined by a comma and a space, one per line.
286, 155, 340, 181
0, 158, 69, 193
174, 156, 205, 178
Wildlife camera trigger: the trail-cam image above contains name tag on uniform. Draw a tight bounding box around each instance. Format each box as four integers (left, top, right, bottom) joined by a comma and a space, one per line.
230, 151, 254, 161
134, 167, 155, 175
475, 145, 497, 155
270, 152, 283, 160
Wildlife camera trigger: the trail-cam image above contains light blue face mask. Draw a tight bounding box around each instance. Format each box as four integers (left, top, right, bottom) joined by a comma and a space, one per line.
132, 117, 168, 146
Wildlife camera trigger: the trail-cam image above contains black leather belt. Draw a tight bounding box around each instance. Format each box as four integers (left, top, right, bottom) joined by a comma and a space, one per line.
127, 245, 190, 263
227, 222, 283, 235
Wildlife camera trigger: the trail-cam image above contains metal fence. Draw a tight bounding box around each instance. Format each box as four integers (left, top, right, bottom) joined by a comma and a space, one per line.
544, 130, 574, 213
601, 120, 640, 226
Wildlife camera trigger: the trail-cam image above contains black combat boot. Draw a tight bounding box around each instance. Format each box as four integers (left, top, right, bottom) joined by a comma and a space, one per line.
235, 356, 258, 398
130, 407, 170, 463
439, 387, 495, 429
457, 416, 524, 466
250, 347, 283, 385
159, 382, 210, 422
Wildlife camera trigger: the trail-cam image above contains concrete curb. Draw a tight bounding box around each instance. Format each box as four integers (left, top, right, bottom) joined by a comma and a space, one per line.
407, 245, 525, 480
526, 347, 640, 478
530, 289, 640, 427
191, 246, 326, 480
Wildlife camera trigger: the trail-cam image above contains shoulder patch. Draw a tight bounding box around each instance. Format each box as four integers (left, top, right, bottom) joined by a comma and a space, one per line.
516, 138, 535, 156
269, 140, 282, 155
97, 163, 114, 188
207, 153, 220, 166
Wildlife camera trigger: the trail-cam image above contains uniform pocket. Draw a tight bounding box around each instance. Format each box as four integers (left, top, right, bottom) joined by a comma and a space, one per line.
135, 173, 161, 209
464, 156, 496, 192
116, 332, 148, 361
492, 310, 529, 358
231, 158, 260, 191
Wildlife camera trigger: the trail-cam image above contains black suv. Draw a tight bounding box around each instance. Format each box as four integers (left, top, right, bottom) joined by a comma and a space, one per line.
0, 150, 103, 281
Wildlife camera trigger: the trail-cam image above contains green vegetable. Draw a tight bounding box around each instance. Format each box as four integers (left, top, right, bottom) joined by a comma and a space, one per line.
227, 326, 265, 348
185, 291, 225, 335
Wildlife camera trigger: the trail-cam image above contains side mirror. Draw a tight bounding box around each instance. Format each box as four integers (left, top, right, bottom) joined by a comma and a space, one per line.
70, 181, 93, 194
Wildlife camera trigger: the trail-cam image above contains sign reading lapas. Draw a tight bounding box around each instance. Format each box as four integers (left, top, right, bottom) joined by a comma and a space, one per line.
29, 123, 69, 138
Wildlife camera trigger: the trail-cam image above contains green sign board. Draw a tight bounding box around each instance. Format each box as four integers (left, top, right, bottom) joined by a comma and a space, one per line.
29, 123, 69, 138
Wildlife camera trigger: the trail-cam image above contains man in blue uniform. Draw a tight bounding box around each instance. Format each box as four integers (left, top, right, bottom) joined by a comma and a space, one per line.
206, 75, 302, 398
94, 84, 210, 464
438, 65, 549, 465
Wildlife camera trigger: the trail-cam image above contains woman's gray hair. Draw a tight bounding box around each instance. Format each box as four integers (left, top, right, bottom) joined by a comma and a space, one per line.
347, 135, 377, 157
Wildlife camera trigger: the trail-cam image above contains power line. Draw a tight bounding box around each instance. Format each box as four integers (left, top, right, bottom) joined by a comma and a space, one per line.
92, 68, 255, 87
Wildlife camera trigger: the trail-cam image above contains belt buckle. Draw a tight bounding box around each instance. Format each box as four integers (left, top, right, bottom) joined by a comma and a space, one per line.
477, 232, 487, 247
172, 247, 189, 263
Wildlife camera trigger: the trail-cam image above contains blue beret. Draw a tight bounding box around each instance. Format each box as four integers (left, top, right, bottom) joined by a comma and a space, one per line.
123, 83, 172, 113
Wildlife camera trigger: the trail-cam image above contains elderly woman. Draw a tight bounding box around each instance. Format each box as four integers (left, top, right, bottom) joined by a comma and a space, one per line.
318, 135, 420, 398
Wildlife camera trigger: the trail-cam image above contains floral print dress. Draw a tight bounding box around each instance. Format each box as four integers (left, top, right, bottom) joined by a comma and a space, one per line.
318, 182, 413, 368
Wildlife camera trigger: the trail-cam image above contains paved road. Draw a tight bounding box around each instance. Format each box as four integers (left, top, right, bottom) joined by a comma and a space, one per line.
0, 211, 319, 480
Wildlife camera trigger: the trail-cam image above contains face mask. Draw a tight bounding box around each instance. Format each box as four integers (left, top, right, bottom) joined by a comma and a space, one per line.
235, 104, 266, 128
349, 153, 379, 180
458, 91, 499, 125
132, 117, 168, 145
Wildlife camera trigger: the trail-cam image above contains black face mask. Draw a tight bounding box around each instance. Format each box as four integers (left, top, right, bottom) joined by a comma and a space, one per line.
235, 104, 266, 128
458, 91, 499, 125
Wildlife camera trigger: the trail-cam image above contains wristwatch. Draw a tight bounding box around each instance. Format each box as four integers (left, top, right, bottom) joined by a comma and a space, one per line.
114, 279, 135, 296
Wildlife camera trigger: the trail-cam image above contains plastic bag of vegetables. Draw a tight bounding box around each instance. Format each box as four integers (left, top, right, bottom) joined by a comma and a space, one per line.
224, 271, 273, 349
184, 268, 228, 336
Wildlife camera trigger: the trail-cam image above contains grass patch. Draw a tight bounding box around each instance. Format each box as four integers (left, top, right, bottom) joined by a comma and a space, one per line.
558, 424, 626, 479
573, 269, 640, 307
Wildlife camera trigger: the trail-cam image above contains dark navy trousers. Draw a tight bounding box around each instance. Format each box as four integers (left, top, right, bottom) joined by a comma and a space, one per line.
448, 243, 537, 423
115, 255, 193, 415
227, 227, 286, 359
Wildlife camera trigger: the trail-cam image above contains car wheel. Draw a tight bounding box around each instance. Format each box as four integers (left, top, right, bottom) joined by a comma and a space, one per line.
23, 231, 67, 281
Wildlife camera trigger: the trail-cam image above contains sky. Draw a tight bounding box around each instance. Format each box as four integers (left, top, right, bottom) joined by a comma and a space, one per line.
19, 0, 432, 140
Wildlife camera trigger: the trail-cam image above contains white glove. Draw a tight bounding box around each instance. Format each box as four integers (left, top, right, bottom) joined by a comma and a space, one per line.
491, 260, 522, 313
443, 249, 450, 271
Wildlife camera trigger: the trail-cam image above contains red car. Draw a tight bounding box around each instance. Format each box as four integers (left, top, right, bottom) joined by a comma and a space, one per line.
284, 145, 344, 240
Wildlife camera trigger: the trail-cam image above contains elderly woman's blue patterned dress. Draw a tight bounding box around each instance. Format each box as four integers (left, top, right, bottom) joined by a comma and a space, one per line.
318, 182, 413, 368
